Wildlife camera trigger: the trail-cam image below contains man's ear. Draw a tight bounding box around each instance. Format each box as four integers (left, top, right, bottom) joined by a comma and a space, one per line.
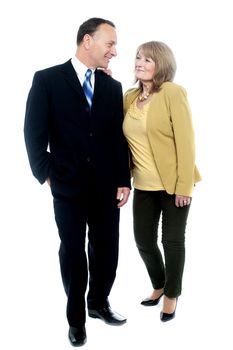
83, 34, 92, 50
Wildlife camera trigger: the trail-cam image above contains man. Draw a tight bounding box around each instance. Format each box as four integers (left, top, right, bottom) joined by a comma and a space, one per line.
24, 18, 131, 347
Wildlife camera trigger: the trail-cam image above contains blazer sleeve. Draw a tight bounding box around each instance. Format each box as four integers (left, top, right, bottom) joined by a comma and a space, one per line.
166, 85, 196, 196
24, 71, 51, 184
114, 82, 131, 188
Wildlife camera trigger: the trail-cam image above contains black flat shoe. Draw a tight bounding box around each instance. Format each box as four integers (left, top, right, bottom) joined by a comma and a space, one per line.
88, 306, 126, 326
160, 298, 178, 322
68, 326, 87, 347
141, 293, 163, 306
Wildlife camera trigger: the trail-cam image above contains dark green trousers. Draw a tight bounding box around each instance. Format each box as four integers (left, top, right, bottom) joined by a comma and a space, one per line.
133, 189, 191, 298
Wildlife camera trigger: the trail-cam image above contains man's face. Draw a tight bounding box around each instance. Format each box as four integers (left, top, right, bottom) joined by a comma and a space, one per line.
88, 23, 117, 69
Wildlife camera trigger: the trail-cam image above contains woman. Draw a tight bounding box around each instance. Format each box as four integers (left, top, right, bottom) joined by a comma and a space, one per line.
123, 41, 201, 322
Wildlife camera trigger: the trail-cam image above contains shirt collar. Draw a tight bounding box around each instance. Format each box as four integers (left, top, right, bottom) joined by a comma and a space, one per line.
71, 56, 95, 87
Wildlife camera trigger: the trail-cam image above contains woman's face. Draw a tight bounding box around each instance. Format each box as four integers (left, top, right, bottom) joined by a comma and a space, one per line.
135, 49, 156, 82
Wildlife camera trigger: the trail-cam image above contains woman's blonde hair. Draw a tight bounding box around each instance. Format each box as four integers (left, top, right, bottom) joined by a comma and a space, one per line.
136, 41, 177, 92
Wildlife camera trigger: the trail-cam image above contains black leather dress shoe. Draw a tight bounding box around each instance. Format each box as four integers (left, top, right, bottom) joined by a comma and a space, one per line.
88, 306, 126, 325
68, 326, 87, 347
141, 293, 163, 306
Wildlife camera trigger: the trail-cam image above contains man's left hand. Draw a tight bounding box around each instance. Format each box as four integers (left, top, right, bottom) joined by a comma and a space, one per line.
116, 187, 130, 208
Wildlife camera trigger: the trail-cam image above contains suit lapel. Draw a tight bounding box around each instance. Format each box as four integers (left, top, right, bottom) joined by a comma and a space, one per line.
92, 69, 108, 104
60, 60, 86, 101
61, 63, 109, 106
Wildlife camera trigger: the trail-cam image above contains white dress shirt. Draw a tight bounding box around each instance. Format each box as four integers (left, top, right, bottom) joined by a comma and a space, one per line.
71, 56, 95, 88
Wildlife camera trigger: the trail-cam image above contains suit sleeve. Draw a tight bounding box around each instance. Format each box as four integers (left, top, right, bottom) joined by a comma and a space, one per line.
114, 82, 131, 188
24, 71, 51, 184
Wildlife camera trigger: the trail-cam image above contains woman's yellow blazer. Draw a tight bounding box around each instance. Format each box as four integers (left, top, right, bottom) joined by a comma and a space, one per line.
123, 82, 201, 196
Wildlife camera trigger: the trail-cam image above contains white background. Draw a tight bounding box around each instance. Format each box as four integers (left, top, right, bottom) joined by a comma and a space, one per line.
1, 0, 232, 349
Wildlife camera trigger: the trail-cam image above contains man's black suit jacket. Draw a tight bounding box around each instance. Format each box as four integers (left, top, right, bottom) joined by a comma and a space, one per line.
24, 60, 131, 197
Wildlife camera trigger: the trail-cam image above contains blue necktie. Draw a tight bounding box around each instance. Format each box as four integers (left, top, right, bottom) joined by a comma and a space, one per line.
83, 69, 93, 107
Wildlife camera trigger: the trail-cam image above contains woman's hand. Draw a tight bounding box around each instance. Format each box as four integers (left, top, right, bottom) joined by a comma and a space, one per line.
98, 68, 112, 76
175, 195, 191, 207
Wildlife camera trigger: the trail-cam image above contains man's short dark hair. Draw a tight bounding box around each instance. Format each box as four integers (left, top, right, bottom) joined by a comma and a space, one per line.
77, 17, 115, 45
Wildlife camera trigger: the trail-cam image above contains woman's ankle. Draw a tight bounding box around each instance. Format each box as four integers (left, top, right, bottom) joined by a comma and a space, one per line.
150, 288, 164, 299
162, 295, 177, 313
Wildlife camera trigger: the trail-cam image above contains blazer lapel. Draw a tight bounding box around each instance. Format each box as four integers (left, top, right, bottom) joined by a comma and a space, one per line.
61, 64, 109, 106
92, 69, 108, 104
61, 60, 86, 101
124, 88, 140, 113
